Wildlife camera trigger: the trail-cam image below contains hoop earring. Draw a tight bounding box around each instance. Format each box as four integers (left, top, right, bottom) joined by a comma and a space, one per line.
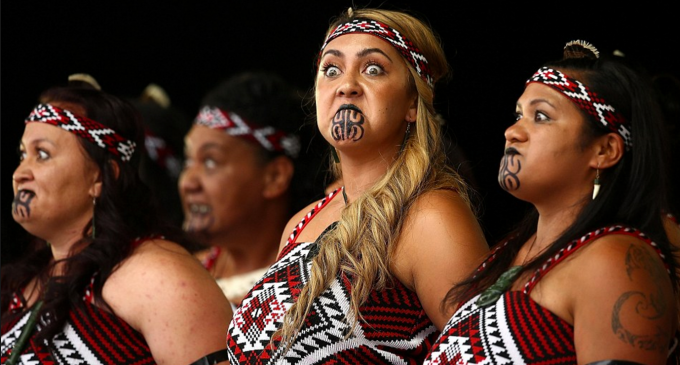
592, 166, 601, 200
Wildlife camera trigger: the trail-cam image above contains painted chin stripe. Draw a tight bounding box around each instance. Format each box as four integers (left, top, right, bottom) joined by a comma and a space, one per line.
25, 103, 137, 161
319, 18, 434, 88
193, 106, 300, 159
527, 67, 632, 150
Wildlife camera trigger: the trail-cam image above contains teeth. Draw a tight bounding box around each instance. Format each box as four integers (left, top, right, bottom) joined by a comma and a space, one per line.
189, 204, 211, 214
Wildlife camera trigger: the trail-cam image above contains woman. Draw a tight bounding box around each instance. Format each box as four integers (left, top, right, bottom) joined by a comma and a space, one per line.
224, 7, 489, 364
425, 40, 679, 364
1, 79, 232, 365
180, 71, 318, 308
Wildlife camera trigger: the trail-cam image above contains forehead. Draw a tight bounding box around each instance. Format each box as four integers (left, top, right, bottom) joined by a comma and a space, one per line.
23, 121, 78, 145
520, 83, 578, 110
185, 124, 259, 154
321, 33, 401, 59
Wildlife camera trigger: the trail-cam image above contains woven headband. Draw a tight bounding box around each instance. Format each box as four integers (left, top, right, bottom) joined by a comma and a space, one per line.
527, 67, 632, 150
193, 106, 300, 159
25, 103, 137, 161
319, 19, 434, 88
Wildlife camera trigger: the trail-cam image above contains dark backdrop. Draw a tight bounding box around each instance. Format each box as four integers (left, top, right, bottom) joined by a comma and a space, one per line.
3, 1, 678, 264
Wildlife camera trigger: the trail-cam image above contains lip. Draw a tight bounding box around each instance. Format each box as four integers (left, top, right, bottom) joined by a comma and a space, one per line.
504, 147, 520, 156
336, 104, 363, 114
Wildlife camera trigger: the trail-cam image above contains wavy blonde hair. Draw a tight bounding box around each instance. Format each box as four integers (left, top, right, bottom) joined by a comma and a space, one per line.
276, 7, 473, 345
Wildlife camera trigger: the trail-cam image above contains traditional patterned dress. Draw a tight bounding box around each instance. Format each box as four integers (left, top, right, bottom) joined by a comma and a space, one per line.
1, 276, 155, 365
226, 188, 438, 364
424, 225, 676, 365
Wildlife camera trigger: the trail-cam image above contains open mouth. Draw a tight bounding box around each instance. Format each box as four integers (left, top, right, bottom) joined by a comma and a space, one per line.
187, 203, 212, 215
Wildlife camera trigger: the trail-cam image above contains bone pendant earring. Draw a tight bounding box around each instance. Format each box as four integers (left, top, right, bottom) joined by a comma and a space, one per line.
592, 167, 601, 200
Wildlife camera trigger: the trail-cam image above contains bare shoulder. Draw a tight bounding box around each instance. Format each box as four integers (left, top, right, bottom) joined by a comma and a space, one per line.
569, 233, 676, 362
103, 237, 229, 325
103, 238, 232, 364
393, 189, 489, 330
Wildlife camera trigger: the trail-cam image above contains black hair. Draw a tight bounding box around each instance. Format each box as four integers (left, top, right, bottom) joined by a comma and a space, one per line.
445, 41, 679, 308
1, 79, 189, 341
200, 71, 327, 214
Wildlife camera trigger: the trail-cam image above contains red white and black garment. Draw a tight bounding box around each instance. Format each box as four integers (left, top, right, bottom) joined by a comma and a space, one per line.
424, 225, 675, 365
1, 275, 154, 365
226, 188, 438, 364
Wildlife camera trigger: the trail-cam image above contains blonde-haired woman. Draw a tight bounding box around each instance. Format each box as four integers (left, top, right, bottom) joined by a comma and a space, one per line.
225, 7, 489, 364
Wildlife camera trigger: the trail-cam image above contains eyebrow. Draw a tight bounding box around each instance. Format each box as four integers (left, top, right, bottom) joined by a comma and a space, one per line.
321, 47, 394, 62
518, 98, 557, 110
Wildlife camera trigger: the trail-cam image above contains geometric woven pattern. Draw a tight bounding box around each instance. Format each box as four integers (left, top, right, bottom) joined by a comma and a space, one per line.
527, 67, 632, 150
424, 225, 664, 364
25, 103, 137, 162
227, 188, 438, 364
1, 278, 154, 364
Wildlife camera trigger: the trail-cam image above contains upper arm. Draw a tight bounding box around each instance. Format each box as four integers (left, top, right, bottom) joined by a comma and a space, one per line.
571, 235, 676, 364
394, 190, 489, 331
105, 240, 233, 365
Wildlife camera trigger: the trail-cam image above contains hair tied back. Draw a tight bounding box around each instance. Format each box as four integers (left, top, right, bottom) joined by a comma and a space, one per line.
563, 40, 600, 60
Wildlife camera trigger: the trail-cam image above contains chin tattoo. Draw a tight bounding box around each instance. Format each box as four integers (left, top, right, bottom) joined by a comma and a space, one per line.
498, 154, 521, 191
12, 190, 35, 218
332, 105, 365, 142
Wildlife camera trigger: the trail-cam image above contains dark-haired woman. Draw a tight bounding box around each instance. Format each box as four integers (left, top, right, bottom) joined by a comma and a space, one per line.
1, 78, 232, 365
425, 40, 679, 364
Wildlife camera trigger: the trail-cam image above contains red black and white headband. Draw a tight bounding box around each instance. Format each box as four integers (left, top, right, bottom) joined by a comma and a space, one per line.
194, 106, 300, 159
527, 67, 632, 150
25, 103, 137, 161
319, 19, 434, 88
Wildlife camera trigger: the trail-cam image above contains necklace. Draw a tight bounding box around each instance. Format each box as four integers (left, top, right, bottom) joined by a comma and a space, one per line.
6, 300, 44, 365
476, 235, 537, 308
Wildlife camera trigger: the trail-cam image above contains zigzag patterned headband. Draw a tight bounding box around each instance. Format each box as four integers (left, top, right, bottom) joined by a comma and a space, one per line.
25, 103, 137, 161
527, 67, 632, 150
319, 19, 434, 88
194, 106, 300, 159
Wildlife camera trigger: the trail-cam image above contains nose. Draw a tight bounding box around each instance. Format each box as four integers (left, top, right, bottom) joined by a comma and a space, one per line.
504, 120, 527, 144
336, 72, 363, 98
12, 163, 33, 186
178, 164, 201, 196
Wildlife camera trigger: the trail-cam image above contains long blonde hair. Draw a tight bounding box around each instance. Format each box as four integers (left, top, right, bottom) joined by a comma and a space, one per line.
277, 7, 472, 344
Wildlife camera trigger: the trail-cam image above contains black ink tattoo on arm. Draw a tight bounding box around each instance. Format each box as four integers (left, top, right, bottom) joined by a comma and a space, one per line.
611, 244, 669, 353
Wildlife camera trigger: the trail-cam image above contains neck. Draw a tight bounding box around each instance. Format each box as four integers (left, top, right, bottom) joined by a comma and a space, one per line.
207, 208, 286, 278
337, 147, 397, 203
533, 199, 586, 254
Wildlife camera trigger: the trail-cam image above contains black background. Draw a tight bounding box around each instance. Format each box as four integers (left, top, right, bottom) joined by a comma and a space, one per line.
2, 1, 678, 264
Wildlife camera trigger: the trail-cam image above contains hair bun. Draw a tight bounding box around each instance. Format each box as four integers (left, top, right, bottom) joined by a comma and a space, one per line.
563, 40, 599, 60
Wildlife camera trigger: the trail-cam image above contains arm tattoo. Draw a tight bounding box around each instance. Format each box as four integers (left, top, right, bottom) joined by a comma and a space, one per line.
611, 243, 669, 352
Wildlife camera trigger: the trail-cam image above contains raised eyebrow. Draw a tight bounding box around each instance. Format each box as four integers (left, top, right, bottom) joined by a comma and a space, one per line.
357, 47, 393, 62
528, 98, 556, 109
321, 49, 342, 59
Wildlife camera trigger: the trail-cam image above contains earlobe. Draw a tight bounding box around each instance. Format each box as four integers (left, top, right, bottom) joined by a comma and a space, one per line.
263, 156, 294, 199
405, 96, 418, 122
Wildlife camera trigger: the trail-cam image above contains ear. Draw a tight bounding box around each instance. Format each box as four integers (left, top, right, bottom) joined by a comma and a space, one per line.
262, 156, 295, 199
109, 159, 120, 180
89, 169, 103, 199
589, 132, 624, 169
405, 95, 418, 122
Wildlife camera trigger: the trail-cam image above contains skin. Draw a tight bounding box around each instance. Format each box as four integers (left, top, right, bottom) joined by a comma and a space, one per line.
500, 82, 676, 364
179, 124, 293, 303
278, 33, 489, 331
14, 103, 233, 365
